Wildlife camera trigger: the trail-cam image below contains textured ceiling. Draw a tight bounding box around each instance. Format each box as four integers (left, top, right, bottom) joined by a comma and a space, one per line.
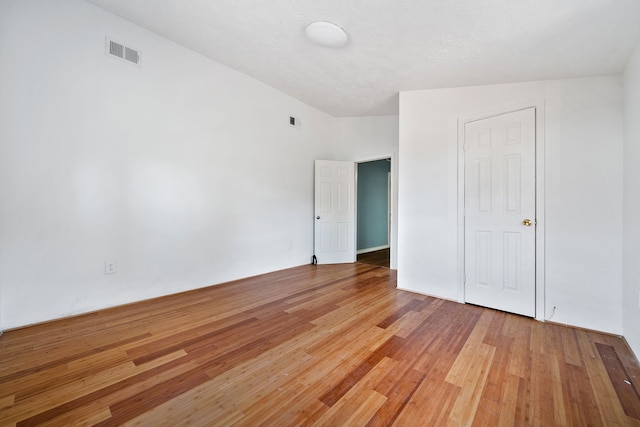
87, 0, 640, 117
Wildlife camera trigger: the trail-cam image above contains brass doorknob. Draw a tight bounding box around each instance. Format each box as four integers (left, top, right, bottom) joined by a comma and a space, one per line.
522, 219, 532, 227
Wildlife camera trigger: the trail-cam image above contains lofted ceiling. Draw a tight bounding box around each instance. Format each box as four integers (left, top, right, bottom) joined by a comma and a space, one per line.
87, 0, 640, 117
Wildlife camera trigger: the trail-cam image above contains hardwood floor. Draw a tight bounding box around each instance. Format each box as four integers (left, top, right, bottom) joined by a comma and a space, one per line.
357, 249, 390, 268
1, 264, 639, 426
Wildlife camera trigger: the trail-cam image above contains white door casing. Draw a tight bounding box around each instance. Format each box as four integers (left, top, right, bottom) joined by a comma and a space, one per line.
314, 160, 355, 264
388, 171, 391, 246
464, 107, 536, 317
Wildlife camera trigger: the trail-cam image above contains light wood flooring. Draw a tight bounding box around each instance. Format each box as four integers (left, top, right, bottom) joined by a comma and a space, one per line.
1, 264, 639, 426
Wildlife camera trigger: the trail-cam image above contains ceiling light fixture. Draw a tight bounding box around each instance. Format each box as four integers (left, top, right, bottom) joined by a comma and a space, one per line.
305, 21, 348, 48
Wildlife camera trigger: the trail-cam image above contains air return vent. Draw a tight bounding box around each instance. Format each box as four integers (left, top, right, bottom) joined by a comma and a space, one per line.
105, 37, 141, 67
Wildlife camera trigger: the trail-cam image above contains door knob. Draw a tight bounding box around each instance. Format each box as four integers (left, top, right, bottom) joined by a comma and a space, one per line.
522, 219, 532, 227
316, 216, 320, 220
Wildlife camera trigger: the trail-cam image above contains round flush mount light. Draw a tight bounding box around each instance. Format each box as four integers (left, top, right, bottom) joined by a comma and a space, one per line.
305, 21, 348, 48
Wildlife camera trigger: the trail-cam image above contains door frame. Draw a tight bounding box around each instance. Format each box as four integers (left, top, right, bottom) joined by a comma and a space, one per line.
456, 100, 546, 321
355, 154, 396, 270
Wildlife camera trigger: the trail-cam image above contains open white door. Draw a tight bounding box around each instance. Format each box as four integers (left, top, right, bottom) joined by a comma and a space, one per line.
464, 108, 536, 317
314, 160, 355, 264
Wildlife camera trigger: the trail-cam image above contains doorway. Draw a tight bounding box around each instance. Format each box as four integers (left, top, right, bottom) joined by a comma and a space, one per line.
356, 158, 391, 268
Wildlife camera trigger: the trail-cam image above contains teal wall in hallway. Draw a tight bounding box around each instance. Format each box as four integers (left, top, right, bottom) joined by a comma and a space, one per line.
357, 159, 390, 251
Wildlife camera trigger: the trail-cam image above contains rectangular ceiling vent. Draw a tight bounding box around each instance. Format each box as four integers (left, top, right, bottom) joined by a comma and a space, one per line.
105, 37, 141, 67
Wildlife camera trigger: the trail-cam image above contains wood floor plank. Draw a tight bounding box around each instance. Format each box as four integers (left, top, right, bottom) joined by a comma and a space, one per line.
526, 350, 557, 426
575, 329, 625, 426
560, 326, 583, 367
342, 389, 388, 426
382, 308, 429, 340
37, 400, 113, 427
311, 356, 396, 426
550, 356, 569, 425
447, 341, 496, 425
392, 371, 460, 426
0, 333, 151, 384
1, 264, 640, 426
319, 336, 401, 407
376, 298, 430, 329
367, 367, 425, 426
480, 335, 515, 405
506, 314, 533, 379
497, 374, 521, 427
597, 343, 640, 419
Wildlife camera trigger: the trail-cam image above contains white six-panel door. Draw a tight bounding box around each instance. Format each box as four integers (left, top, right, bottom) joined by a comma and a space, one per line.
314, 160, 355, 264
464, 108, 536, 317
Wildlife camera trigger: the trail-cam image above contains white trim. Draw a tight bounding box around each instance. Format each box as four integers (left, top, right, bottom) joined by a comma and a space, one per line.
388, 171, 391, 246
355, 153, 397, 270
357, 245, 390, 255
356, 154, 394, 163
457, 99, 546, 320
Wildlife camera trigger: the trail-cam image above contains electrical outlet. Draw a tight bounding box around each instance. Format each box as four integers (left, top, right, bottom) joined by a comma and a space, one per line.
105, 261, 116, 275
287, 240, 293, 249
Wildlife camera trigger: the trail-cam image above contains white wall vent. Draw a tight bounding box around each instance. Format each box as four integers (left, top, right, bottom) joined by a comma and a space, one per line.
105, 37, 141, 67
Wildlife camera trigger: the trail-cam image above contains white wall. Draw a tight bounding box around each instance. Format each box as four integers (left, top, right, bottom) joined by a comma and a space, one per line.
399, 77, 624, 334
0, 0, 346, 329
623, 41, 640, 357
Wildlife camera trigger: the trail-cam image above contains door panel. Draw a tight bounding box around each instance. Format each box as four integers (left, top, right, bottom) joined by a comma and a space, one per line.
314, 160, 355, 264
464, 108, 536, 317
